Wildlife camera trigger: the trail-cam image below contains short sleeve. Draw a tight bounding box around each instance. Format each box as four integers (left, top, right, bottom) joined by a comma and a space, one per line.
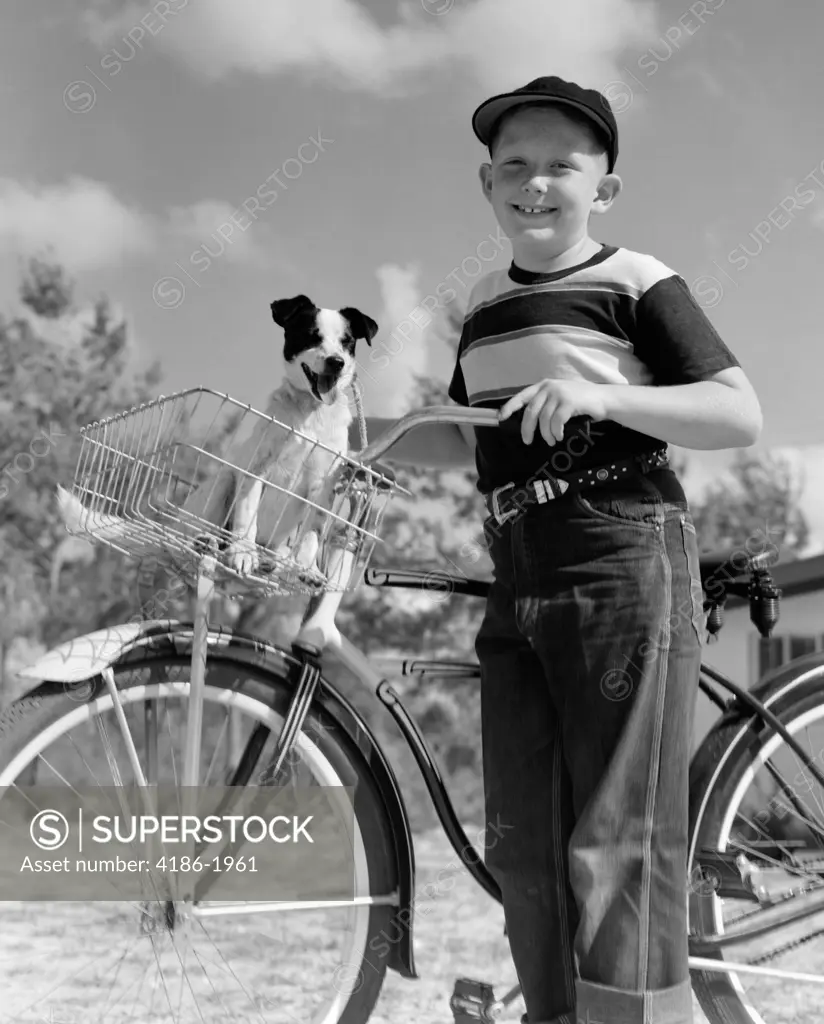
447, 314, 472, 406
447, 353, 469, 406
633, 275, 741, 385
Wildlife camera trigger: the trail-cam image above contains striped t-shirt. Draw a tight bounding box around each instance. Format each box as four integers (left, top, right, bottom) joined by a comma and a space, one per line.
448, 244, 740, 494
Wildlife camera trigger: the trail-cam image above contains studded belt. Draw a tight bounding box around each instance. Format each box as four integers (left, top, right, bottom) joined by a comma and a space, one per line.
483, 448, 670, 526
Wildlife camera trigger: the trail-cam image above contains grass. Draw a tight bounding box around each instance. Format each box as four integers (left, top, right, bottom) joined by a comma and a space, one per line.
8, 822, 824, 1023
369, 824, 714, 1024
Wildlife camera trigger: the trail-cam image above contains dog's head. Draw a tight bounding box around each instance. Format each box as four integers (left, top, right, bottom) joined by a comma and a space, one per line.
271, 294, 378, 405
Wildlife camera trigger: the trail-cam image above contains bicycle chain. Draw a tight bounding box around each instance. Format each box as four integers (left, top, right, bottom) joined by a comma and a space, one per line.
725, 885, 819, 929
718, 877, 824, 965
746, 921, 824, 965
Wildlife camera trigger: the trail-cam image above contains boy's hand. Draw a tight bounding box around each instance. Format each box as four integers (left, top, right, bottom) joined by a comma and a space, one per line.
498, 380, 610, 445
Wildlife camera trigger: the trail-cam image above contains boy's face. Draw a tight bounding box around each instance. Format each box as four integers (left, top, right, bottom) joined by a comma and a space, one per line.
479, 105, 620, 263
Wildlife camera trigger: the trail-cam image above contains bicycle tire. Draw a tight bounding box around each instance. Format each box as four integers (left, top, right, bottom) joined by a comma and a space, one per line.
688, 663, 824, 1024
0, 653, 397, 1024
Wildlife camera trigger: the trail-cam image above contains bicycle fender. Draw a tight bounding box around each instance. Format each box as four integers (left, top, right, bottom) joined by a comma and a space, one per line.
702, 649, 824, 736
18, 619, 418, 981
690, 651, 824, 819
18, 619, 177, 684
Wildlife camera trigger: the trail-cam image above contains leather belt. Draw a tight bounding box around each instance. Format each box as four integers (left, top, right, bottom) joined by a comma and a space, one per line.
483, 448, 669, 526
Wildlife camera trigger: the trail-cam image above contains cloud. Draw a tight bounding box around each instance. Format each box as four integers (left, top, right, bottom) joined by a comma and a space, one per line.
670, 63, 725, 99
166, 199, 273, 267
0, 177, 154, 273
0, 177, 278, 274
83, 0, 660, 96
355, 262, 429, 418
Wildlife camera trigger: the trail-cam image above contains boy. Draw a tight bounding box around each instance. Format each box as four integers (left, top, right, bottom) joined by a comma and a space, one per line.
355, 77, 761, 1024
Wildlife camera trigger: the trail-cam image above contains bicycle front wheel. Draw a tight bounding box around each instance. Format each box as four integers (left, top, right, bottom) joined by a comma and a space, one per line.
688, 662, 824, 1024
0, 653, 397, 1024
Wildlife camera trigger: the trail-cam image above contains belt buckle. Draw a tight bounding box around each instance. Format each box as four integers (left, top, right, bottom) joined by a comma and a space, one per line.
490, 481, 517, 525
638, 448, 670, 473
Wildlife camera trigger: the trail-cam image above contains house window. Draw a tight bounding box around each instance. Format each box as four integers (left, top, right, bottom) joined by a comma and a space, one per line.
753, 634, 824, 682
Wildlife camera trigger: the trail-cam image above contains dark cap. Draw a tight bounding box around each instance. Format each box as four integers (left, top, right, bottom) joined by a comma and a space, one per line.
472, 76, 618, 172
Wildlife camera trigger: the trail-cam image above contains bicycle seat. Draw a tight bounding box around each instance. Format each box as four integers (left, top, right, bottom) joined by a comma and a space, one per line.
698, 546, 777, 586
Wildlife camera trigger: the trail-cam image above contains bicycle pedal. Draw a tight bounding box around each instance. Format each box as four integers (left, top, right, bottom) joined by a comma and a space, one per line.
450, 978, 502, 1024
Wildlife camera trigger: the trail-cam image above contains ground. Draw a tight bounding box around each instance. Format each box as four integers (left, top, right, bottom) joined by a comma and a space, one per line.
369, 825, 712, 1024
17, 822, 824, 1022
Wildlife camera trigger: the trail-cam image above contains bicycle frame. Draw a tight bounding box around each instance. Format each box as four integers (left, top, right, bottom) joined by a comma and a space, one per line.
316, 563, 824, 989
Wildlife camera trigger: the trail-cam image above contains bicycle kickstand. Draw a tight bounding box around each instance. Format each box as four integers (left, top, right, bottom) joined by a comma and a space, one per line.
450, 978, 522, 1023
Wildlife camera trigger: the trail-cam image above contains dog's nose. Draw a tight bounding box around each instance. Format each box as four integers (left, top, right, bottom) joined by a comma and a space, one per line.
325, 355, 345, 373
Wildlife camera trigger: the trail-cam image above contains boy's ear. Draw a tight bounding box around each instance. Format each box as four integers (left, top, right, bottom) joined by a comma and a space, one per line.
479, 163, 494, 204
592, 173, 622, 214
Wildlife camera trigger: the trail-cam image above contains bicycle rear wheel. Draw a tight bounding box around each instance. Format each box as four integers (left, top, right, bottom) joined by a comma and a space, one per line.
0, 653, 397, 1024
688, 663, 824, 1024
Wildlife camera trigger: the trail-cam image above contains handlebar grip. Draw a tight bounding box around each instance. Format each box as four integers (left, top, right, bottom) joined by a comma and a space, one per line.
493, 409, 593, 439
495, 411, 524, 435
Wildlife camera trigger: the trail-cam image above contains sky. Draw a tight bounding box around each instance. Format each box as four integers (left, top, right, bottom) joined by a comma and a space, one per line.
2, 0, 824, 552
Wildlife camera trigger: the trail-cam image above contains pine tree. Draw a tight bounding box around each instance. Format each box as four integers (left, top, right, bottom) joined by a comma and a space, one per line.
0, 259, 162, 698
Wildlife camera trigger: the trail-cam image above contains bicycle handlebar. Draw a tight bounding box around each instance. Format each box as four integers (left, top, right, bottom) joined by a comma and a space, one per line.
356, 405, 509, 464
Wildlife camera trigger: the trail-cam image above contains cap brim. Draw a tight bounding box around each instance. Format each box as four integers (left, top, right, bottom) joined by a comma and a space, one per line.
473, 92, 615, 157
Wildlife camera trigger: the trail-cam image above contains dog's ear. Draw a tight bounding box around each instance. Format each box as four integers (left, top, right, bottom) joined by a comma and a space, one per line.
340, 307, 379, 347
271, 295, 316, 326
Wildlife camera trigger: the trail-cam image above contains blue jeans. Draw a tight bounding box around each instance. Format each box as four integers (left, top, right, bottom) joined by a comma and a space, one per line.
476, 469, 704, 1024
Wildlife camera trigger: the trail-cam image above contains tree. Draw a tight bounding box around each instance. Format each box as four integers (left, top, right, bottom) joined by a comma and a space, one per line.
0, 259, 163, 698
690, 450, 809, 559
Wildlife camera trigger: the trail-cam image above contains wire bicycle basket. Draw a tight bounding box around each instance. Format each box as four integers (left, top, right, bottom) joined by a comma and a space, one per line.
66, 386, 407, 599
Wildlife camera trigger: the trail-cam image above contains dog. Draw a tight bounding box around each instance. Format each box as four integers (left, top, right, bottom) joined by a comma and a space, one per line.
193, 293, 378, 576
57, 294, 378, 640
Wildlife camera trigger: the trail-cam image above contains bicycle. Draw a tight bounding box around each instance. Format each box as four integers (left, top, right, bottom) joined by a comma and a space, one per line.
2, 386, 824, 1024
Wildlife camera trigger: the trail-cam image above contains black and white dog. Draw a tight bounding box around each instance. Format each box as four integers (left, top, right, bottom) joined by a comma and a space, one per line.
214, 294, 378, 575
57, 295, 378, 644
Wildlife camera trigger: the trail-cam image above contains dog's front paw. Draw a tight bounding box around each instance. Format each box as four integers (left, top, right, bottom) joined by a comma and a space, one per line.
294, 531, 320, 569
226, 540, 259, 575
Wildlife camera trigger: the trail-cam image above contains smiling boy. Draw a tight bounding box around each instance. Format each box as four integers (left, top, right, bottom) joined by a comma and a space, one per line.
359, 76, 761, 1024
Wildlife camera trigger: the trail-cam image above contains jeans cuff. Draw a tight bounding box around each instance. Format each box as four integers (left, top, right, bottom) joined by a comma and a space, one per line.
520, 1013, 576, 1024
575, 977, 692, 1024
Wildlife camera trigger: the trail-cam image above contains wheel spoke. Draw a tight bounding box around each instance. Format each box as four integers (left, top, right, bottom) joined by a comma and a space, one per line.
203, 708, 231, 787
145, 696, 160, 785
95, 936, 150, 1024
95, 710, 126, 786
63, 729, 110, 790
760, 759, 824, 843
191, 918, 274, 1024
